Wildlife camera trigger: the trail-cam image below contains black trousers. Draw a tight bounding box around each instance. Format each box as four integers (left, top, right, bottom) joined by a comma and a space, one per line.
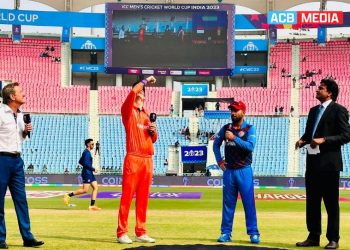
305, 170, 340, 242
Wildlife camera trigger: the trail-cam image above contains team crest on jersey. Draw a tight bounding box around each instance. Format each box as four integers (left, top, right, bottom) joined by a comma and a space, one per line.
137, 123, 149, 130
238, 130, 245, 137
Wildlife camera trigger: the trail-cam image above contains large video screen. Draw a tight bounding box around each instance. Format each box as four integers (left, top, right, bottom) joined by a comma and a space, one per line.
105, 3, 235, 76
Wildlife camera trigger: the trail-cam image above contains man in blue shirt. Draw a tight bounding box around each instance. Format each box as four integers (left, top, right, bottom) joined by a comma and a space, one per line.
64, 139, 101, 211
213, 100, 260, 244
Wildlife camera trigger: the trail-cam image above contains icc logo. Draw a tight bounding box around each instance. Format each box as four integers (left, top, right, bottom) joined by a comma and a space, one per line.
288, 178, 295, 187
243, 42, 259, 51
81, 40, 96, 50
183, 177, 190, 186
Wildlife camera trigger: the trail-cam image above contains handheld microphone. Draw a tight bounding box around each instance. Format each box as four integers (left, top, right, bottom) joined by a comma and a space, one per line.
225, 124, 232, 143
23, 114, 31, 138
149, 113, 157, 135
150, 113, 157, 123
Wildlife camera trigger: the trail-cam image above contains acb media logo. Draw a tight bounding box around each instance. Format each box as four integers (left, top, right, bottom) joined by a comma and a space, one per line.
268, 11, 343, 25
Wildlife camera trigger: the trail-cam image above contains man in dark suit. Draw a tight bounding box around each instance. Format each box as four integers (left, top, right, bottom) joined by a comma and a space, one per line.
295, 78, 350, 249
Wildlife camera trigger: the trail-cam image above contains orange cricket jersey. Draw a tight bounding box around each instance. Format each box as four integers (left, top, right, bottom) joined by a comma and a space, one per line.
121, 89, 158, 157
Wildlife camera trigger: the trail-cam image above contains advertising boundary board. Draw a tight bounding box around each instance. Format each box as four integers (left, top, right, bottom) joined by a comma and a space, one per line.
24, 175, 350, 189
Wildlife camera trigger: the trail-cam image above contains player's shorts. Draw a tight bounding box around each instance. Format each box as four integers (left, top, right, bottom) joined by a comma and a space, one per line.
82, 173, 96, 184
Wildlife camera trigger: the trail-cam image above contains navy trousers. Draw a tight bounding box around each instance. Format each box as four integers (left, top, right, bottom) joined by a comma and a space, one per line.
0, 155, 34, 242
221, 166, 259, 236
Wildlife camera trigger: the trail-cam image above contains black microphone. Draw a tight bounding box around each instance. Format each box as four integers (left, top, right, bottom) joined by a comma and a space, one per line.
150, 112, 157, 123
149, 113, 157, 135
23, 114, 31, 138
225, 124, 232, 143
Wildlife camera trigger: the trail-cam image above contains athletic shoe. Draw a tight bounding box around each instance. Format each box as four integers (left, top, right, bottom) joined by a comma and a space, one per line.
250, 234, 260, 244
135, 234, 156, 243
88, 205, 102, 211
217, 233, 232, 242
63, 194, 70, 205
118, 235, 132, 244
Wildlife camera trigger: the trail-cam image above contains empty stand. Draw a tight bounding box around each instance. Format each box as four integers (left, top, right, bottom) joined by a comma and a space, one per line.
98, 86, 172, 115
99, 116, 189, 175
21, 115, 89, 173
217, 87, 290, 116
199, 117, 289, 176
299, 117, 350, 177
299, 41, 350, 115
0, 38, 89, 114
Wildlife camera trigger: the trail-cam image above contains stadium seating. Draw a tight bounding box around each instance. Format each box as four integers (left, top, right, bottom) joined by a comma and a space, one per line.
217, 87, 290, 115
217, 43, 292, 116
99, 116, 189, 175
299, 41, 350, 115
3, 38, 350, 176
21, 115, 89, 173
269, 42, 293, 89
0, 38, 89, 114
299, 117, 350, 177
98, 86, 172, 115
199, 117, 289, 176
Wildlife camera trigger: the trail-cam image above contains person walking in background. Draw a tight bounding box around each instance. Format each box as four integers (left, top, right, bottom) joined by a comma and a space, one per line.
95, 141, 100, 156
0, 82, 44, 248
213, 100, 260, 244
295, 78, 350, 249
64, 139, 101, 211
177, 26, 184, 42
290, 106, 295, 117
216, 102, 220, 111
117, 76, 158, 244
169, 104, 174, 116
118, 25, 125, 40
138, 25, 145, 43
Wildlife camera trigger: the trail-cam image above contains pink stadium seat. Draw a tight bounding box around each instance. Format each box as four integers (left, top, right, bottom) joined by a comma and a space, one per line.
218, 43, 292, 115
98, 86, 172, 115
299, 41, 350, 115
0, 38, 89, 114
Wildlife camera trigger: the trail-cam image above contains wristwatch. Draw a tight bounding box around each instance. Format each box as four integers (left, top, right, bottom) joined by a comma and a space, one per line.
141, 79, 148, 85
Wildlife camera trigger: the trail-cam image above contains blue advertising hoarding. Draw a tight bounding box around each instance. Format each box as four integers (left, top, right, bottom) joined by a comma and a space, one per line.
234, 66, 267, 74
61, 26, 70, 42
71, 38, 105, 50
1, 9, 350, 30
317, 27, 326, 44
269, 26, 277, 45
181, 146, 207, 163
12, 24, 21, 42
182, 83, 208, 96
235, 39, 268, 51
72, 64, 105, 73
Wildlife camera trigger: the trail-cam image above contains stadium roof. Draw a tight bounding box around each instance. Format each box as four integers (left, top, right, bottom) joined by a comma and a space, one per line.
31, 0, 350, 13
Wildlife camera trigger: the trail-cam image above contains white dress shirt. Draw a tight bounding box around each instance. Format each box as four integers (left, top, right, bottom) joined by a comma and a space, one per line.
0, 104, 26, 153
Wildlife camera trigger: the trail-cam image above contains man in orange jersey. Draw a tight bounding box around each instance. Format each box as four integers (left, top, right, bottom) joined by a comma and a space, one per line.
117, 76, 158, 244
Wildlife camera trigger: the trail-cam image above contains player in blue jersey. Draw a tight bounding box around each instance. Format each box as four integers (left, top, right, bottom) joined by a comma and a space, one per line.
213, 100, 260, 244
63, 138, 101, 211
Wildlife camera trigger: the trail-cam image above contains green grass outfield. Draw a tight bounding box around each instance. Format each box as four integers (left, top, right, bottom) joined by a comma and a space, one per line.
3, 186, 350, 250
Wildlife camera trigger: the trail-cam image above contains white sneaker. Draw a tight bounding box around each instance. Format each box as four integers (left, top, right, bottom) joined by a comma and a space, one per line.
135, 234, 156, 243
117, 235, 132, 244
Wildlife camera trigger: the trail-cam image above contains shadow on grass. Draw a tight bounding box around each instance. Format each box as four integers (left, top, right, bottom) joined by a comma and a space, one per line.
123, 245, 288, 250
41, 234, 116, 243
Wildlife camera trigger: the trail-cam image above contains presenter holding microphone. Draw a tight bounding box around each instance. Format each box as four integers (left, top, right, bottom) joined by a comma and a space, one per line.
117, 76, 158, 244
0, 82, 44, 248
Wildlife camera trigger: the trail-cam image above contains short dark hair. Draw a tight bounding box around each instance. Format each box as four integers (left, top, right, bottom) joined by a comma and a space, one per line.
320, 78, 339, 101
2, 82, 19, 104
85, 138, 93, 146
